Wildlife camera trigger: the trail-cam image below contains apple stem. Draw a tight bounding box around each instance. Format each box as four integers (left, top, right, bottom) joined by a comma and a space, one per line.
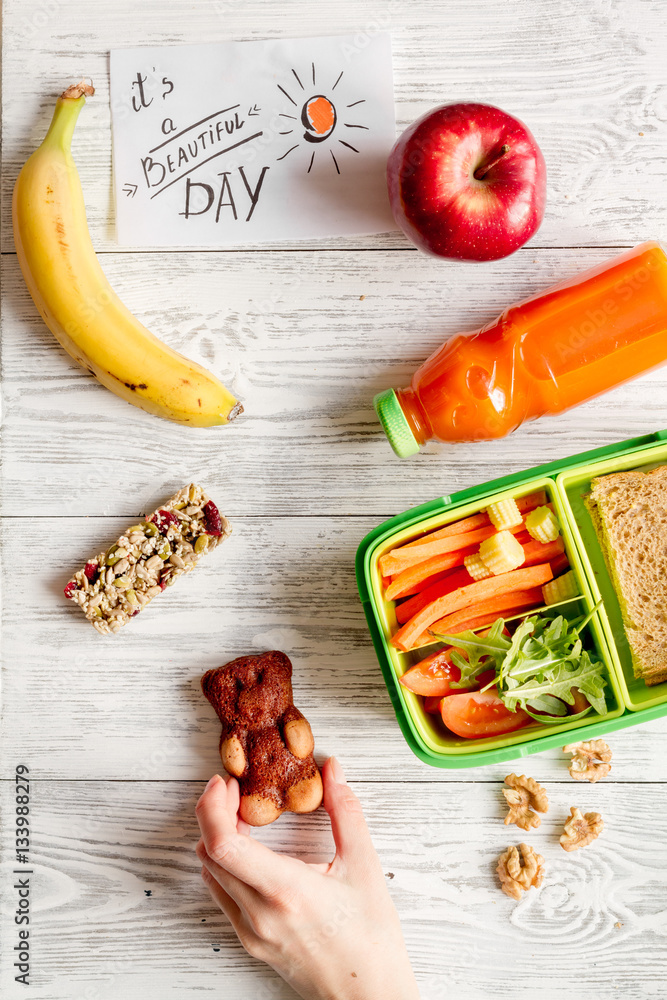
473, 144, 510, 180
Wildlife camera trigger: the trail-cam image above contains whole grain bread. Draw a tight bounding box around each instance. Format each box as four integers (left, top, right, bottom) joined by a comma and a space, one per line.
586, 465, 667, 685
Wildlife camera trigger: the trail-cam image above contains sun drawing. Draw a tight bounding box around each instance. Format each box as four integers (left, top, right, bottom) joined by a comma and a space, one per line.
276, 62, 367, 173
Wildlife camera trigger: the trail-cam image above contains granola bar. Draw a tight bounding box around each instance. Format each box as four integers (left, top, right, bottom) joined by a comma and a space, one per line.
64, 484, 230, 634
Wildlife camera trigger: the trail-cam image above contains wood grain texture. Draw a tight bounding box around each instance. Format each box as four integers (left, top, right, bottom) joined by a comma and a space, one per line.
3, 247, 667, 518
2, 780, 667, 1000
3, 0, 667, 996
2, 513, 667, 783
2, 0, 667, 251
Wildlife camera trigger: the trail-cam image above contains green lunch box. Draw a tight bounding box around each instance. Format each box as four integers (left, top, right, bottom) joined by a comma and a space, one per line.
356, 428, 667, 768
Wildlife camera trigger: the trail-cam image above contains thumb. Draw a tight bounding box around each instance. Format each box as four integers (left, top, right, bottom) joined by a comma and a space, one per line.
322, 757, 378, 876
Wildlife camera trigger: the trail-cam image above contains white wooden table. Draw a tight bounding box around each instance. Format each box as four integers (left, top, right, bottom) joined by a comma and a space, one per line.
2, 2, 667, 997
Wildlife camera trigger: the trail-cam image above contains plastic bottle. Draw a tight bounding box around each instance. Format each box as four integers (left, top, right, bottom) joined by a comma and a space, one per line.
374, 241, 667, 457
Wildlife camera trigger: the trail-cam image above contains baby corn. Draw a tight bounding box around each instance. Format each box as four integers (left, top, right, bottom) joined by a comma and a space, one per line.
486, 498, 523, 531
478, 531, 525, 576
464, 553, 493, 581
525, 506, 560, 544
542, 570, 579, 606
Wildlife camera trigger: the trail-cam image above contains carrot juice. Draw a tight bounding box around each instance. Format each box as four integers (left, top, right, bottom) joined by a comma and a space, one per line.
375, 242, 667, 456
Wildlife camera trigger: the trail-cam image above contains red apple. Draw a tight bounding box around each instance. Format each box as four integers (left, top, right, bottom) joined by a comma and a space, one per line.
387, 102, 546, 261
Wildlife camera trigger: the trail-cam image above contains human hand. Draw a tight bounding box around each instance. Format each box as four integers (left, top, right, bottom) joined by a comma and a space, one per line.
195, 757, 420, 1000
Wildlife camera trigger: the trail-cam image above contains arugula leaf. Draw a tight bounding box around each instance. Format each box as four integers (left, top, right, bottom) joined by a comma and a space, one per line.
501, 653, 607, 716
523, 699, 593, 725
561, 650, 607, 716
430, 618, 509, 663
429, 618, 509, 689
525, 694, 569, 717
429, 609, 608, 720
497, 618, 537, 688
501, 615, 581, 683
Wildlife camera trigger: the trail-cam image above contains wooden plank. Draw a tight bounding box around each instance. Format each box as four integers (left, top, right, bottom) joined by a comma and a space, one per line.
4, 1, 667, 995
0, 779, 665, 999
2, 513, 666, 782
2, 0, 667, 251
3, 247, 667, 518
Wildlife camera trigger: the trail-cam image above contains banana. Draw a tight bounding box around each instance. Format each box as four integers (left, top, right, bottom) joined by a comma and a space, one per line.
12, 81, 243, 427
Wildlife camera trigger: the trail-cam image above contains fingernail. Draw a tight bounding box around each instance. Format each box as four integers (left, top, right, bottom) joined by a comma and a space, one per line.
329, 756, 347, 784
204, 774, 221, 793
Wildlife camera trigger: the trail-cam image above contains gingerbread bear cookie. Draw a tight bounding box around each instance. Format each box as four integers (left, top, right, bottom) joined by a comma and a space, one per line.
201, 650, 323, 826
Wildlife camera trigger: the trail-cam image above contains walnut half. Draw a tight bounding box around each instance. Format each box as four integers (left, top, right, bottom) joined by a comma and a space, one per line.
560, 807, 604, 852
497, 843, 545, 900
503, 773, 549, 830
563, 740, 612, 782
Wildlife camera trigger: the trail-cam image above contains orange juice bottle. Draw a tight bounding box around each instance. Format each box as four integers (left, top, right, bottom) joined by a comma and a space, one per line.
375, 242, 667, 456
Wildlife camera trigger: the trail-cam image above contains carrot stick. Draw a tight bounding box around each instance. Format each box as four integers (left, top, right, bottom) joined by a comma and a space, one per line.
401, 512, 490, 548
414, 587, 545, 647
433, 587, 544, 633
382, 491, 554, 590
381, 518, 531, 577
398, 568, 453, 597
522, 536, 564, 566
516, 491, 547, 512
550, 553, 570, 577
380, 524, 502, 576
400, 491, 549, 551
394, 539, 564, 621
385, 546, 478, 601
395, 568, 473, 624
390, 563, 554, 651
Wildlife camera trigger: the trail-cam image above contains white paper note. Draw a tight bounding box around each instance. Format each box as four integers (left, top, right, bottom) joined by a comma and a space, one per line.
109, 34, 396, 245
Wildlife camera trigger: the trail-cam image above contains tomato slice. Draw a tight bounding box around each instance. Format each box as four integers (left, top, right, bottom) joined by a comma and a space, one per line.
423, 695, 443, 714
474, 668, 497, 690
399, 650, 460, 696
440, 690, 532, 739
569, 687, 590, 715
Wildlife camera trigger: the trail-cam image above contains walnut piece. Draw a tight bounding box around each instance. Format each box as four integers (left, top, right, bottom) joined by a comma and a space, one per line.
560, 806, 604, 852
496, 843, 545, 900
563, 740, 612, 782
502, 773, 549, 830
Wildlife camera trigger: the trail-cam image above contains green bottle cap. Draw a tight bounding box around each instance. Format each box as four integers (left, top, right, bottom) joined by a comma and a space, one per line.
373, 388, 421, 458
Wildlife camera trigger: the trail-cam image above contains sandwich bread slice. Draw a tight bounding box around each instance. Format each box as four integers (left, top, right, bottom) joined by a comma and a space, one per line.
586, 464, 667, 686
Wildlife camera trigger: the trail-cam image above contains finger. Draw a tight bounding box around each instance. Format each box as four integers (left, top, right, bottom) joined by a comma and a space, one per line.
195, 773, 302, 895
196, 780, 263, 906
200, 864, 242, 925
202, 864, 235, 912
224, 776, 244, 825
200, 867, 263, 963
214, 775, 251, 835
307, 861, 332, 874
197, 837, 261, 912
196, 774, 237, 843
196, 773, 223, 812
322, 757, 379, 878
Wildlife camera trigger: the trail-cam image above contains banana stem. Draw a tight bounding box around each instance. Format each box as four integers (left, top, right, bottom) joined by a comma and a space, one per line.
43, 82, 94, 151
61, 81, 94, 101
